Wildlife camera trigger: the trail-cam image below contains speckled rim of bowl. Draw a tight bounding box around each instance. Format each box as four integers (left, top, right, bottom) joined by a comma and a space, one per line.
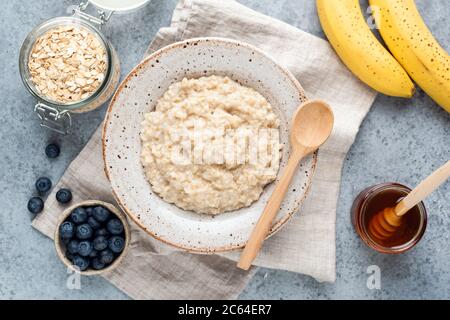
54, 200, 131, 276
102, 37, 318, 253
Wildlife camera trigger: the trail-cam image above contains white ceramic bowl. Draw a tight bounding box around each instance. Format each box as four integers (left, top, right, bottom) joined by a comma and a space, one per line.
102, 37, 317, 253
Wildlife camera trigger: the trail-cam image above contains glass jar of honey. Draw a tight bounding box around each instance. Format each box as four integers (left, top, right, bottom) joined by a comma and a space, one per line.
351, 183, 427, 254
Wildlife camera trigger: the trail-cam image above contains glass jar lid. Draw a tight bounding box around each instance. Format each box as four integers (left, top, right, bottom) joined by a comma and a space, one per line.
89, 0, 151, 13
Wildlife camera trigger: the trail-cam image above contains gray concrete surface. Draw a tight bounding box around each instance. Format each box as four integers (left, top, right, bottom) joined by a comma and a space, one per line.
0, 0, 449, 299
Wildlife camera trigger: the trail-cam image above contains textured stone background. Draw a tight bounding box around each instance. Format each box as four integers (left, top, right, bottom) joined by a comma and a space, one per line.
0, 0, 448, 299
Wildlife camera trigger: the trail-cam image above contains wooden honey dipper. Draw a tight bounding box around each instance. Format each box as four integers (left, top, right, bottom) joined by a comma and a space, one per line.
369, 160, 450, 241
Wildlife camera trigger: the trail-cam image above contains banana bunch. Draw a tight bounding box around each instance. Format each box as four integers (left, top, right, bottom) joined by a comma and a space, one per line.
316, 0, 414, 98
317, 0, 450, 112
369, 0, 450, 112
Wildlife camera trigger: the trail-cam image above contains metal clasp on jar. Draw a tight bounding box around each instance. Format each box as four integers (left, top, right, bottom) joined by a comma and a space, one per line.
34, 103, 72, 135
70, 1, 114, 27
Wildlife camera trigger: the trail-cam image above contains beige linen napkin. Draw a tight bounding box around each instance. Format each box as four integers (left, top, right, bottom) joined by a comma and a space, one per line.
32, 0, 377, 299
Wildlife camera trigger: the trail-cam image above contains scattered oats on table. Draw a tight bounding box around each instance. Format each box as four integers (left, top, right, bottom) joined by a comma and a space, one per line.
28, 25, 107, 104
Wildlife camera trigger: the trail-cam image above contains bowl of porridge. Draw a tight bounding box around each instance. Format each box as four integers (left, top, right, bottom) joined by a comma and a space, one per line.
102, 38, 317, 252
141, 75, 282, 215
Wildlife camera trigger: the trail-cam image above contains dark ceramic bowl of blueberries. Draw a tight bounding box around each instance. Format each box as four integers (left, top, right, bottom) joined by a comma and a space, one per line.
55, 200, 130, 275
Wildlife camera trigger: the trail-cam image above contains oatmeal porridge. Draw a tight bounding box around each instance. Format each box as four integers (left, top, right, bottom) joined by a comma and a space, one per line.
140, 75, 281, 215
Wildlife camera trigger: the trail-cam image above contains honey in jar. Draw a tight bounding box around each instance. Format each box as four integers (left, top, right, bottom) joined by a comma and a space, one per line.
351, 183, 427, 254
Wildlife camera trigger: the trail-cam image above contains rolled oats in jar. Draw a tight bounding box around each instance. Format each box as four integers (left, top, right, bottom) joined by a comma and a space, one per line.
18, 0, 150, 134
28, 25, 108, 105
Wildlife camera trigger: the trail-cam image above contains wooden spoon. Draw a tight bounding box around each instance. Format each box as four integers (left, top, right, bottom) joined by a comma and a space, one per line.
369, 160, 450, 240
237, 99, 334, 270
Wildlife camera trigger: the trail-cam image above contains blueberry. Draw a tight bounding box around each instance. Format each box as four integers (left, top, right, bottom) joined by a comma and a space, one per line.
56, 188, 72, 204
71, 255, 89, 271
65, 251, 74, 262
59, 221, 75, 240
70, 207, 88, 224
89, 249, 99, 258
27, 197, 44, 214
67, 239, 79, 254
78, 240, 94, 257
108, 236, 125, 254
106, 218, 124, 235
35, 177, 52, 193
75, 223, 93, 240
93, 206, 110, 222
99, 249, 114, 265
91, 257, 105, 270
86, 207, 94, 217
45, 143, 60, 159
95, 228, 109, 237
93, 236, 108, 251
87, 216, 101, 230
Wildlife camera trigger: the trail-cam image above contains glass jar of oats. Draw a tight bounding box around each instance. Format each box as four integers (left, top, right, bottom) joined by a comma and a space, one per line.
19, 0, 151, 134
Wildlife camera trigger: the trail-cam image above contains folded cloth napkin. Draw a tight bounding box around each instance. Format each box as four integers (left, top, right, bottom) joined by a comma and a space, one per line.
32, 0, 377, 299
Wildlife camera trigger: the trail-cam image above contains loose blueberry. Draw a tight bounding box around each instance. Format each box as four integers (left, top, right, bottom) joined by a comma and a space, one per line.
106, 218, 124, 235
45, 143, 60, 159
56, 188, 72, 204
71, 255, 89, 271
59, 221, 75, 240
67, 239, 79, 254
27, 197, 44, 214
93, 206, 110, 222
99, 249, 114, 265
95, 228, 109, 237
108, 236, 125, 254
78, 240, 94, 257
87, 216, 101, 230
75, 223, 93, 240
93, 236, 108, 251
91, 257, 105, 270
35, 177, 52, 193
70, 207, 88, 224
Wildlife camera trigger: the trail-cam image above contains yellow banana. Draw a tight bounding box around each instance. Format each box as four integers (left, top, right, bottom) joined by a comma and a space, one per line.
369, 0, 450, 112
316, 0, 415, 98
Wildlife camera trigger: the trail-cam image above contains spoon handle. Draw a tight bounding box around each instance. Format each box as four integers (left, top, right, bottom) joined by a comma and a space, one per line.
237, 149, 306, 270
395, 160, 450, 216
